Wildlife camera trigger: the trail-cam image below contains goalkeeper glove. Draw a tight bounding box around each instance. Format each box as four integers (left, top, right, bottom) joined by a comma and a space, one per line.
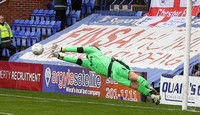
51, 51, 63, 60
51, 44, 62, 53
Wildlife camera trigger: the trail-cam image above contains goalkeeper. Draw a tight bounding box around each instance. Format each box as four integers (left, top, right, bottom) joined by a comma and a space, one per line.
51, 45, 161, 105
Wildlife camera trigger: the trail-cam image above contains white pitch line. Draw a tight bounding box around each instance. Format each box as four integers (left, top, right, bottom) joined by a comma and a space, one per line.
0, 93, 200, 113
0, 112, 13, 115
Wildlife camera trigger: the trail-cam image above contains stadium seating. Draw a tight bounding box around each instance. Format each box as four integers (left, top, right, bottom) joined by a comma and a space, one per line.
67, 0, 72, 10
35, 9, 44, 21
31, 20, 40, 32
136, 11, 143, 16
12, 30, 20, 47
81, 0, 90, 15
101, 0, 118, 10
119, 0, 137, 11
2, 48, 10, 57
37, 20, 45, 33
66, 10, 81, 26
21, 31, 30, 47
110, 0, 121, 10
21, 20, 29, 31
40, 9, 49, 21
12, 19, 20, 30
46, 0, 54, 10
12, 19, 61, 36
143, 0, 150, 12
31, 9, 56, 22
15, 30, 25, 47
111, 0, 137, 11
27, 20, 34, 32
55, 21, 61, 31
86, 0, 96, 14
31, 9, 39, 20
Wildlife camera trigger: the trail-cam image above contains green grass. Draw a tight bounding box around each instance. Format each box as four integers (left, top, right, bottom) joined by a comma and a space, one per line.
0, 88, 199, 115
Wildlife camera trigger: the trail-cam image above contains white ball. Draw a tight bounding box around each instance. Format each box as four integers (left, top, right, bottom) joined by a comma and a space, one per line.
32, 43, 44, 55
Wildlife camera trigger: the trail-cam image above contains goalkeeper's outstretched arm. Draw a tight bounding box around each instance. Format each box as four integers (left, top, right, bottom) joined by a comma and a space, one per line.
51, 44, 101, 54
61, 46, 101, 54
52, 52, 90, 68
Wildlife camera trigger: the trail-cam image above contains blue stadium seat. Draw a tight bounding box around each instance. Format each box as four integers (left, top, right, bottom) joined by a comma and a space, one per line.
68, 10, 81, 25
12, 30, 20, 47
42, 21, 50, 36
21, 31, 30, 47
128, 0, 137, 9
49, 21, 57, 35
27, 31, 35, 47
110, 0, 121, 10
55, 21, 61, 31
28, 31, 36, 46
86, 0, 96, 14
46, 10, 51, 21
12, 20, 20, 30
35, 9, 44, 21
31, 20, 40, 32
41, 10, 49, 21
67, 0, 72, 10
101, 0, 114, 10
75, 10, 81, 21
47, 10, 55, 21
70, 10, 76, 25
47, 1, 54, 10
46, 21, 55, 36
24, 20, 30, 31
81, 0, 89, 15
119, 0, 128, 9
136, 11, 143, 16
21, 20, 29, 32
15, 20, 24, 31
2, 48, 10, 57
11, 30, 16, 46
27, 20, 34, 32
31, 9, 39, 20
119, 0, 138, 11
16, 31, 25, 47
51, 11, 56, 21
37, 20, 45, 33
66, 10, 72, 26
34, 32, 41, 42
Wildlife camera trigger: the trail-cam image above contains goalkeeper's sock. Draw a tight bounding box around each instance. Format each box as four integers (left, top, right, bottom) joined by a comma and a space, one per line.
137, 84, 151, 97
137, 76, 151, 89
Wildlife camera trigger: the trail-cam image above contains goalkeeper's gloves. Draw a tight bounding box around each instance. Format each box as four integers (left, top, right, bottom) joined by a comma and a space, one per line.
51, 51, 63, 60
51, 44, 63, 53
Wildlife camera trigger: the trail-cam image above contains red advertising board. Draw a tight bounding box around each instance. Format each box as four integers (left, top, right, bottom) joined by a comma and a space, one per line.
0, 61, 43, 91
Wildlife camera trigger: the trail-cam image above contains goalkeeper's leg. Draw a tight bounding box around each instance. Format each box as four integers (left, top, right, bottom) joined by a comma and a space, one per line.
129, 72, 158, 95
130, 82, 161, 105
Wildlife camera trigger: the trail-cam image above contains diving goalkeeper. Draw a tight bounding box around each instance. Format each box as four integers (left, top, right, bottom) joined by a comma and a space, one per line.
51, 45, 161, 105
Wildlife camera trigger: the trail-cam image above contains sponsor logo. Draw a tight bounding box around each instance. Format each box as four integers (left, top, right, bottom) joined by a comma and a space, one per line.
44, 67, 101, 88
192, 0, 197, 5
160, 0, 166, 6
162, 81, 200, 103
45, 67, 51, 87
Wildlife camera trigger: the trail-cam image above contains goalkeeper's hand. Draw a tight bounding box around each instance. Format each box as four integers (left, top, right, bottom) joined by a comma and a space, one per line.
51, 44, 62, 53
51, 51, 60, 58
51, 51, 63, 60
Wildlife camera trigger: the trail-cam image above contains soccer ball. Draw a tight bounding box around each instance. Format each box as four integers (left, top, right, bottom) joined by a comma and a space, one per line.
32, 43, 44, 55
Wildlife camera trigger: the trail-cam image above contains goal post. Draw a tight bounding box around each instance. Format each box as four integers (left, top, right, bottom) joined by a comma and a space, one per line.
182, 0, 192, 110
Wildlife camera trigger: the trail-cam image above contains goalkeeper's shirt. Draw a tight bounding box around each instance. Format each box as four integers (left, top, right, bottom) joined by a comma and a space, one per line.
61, 46, 112, 78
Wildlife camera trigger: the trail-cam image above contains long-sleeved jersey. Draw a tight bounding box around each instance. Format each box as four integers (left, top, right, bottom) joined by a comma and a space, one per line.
59, 46, 112, 78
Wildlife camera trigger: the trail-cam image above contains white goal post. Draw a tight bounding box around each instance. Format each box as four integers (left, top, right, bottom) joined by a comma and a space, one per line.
182, 0, 192, 110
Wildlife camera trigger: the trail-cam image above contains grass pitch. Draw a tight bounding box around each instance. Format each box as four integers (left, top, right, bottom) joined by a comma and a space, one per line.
0, 88, 199, 115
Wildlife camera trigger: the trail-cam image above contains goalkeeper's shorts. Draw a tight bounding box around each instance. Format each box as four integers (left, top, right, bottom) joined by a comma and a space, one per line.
110, 61, 133, 87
